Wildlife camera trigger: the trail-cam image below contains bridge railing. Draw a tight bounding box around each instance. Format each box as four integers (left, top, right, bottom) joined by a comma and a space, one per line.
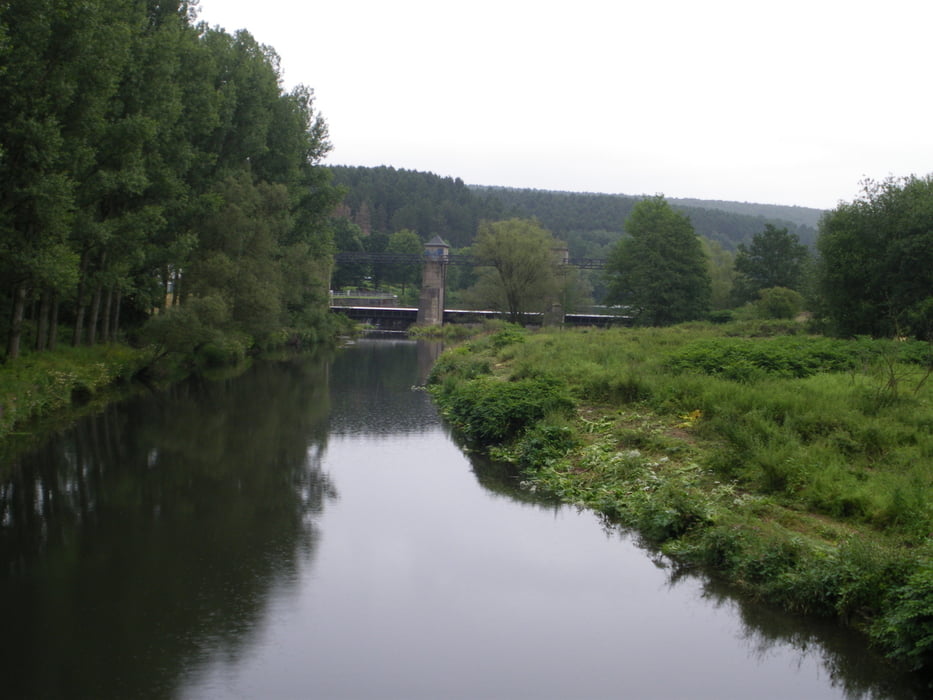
334, 251, 606, 269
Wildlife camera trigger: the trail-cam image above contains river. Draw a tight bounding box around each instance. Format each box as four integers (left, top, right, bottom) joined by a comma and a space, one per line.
0, 336, 924, 699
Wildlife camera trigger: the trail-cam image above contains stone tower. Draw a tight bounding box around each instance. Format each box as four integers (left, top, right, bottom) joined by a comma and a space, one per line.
416, 236, 450, 326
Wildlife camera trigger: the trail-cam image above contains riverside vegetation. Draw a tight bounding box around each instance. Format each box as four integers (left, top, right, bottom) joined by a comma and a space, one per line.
427, 321, 933, 675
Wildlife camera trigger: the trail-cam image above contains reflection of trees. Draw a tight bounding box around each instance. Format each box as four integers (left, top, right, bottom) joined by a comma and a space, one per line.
467, 460, 927, 697
648, 558, 928, 699
696, 577, 929, 699
0, 353, 335, 699
328, 337, 442, 436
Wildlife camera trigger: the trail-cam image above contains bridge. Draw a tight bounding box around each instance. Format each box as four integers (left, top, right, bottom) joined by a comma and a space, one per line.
334, 251, 607, 270
330, 305, 630, 330
333, 237, 611, 328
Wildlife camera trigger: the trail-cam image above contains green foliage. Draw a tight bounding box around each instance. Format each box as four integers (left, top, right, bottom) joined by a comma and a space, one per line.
665, 336, 858, 380
508, 420, 579, 471
427, 323, 933, 670
0, 344, 148, 439
431, 375, 574, 446
755, 286, 805, 319
386, 229, 423, 291
467, 218, 565, 323
605, 196, 712, 326
732, 225, 810, 304
473, 186, 820, 251
872, 554, 933, 670
427, 345, 492, 384
818, 175, 933, 339
701, 238, 736, 310
329, 165, 504, 248
0, 0, 340, 360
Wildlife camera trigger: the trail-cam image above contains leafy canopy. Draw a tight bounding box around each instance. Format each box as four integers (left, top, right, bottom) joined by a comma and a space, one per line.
733, 224, 809, 303
468, 218, 564, 323
818, 175, 933, 339
605, 195, 711, 325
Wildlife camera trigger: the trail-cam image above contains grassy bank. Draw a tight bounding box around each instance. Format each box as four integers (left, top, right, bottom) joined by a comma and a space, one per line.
0, 344, 152, 442
427, 322, 933, 673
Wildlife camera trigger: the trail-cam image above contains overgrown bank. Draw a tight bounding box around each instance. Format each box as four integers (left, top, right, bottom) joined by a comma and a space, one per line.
0, 312, 356, 454
427, 322, 933, 675
0, 344, 151, 452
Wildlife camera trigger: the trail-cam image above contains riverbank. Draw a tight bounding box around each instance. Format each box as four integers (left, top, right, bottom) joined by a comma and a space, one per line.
0, 344, 151, 443
0, 318, 357, 455
426, 322, 933, 676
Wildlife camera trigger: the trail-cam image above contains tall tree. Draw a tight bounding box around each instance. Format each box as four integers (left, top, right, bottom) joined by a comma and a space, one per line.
701, 238, 736, 310
605, 195, 711, 325
0, 0, 128, 356
818, 175, 933, 338
386, 229, 423, 299
468, 219, 563, 323
732, 224, 809, 303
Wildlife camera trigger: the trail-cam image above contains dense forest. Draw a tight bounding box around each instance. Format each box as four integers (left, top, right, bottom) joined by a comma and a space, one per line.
0, 0, 340, 360
329, 165, 821, 257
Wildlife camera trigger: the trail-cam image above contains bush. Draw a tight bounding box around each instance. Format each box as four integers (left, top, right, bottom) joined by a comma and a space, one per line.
510, 421, 579, 470
432, 375, 574, 446
756, 286, 805, 319
873, 556, 933, 670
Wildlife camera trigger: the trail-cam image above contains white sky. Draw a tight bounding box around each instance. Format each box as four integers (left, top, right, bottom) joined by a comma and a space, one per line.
196, 0, 933, 210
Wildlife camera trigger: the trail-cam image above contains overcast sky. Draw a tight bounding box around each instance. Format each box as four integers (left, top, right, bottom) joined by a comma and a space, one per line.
196, 0, 932, 210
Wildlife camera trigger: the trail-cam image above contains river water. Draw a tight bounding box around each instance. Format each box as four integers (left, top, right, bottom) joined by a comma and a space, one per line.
0, 336, 924, 699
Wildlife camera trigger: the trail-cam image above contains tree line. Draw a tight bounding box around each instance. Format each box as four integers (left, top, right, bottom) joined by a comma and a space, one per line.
333, 167, 932, 339
329, 166, 819, 255
1, 0, 340, 361
3, 1, 928, 358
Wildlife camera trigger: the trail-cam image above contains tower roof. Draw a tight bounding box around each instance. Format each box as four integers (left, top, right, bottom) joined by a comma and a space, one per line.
425, 235, 449, 248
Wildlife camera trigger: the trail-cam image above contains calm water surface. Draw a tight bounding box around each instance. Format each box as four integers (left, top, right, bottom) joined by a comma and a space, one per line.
0, 337, 924, 699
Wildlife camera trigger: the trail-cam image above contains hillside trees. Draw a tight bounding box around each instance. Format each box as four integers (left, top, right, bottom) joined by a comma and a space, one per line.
0, 0, 339, 359
329, 166, 503, 247
605, 196, 711, 325
818, 176, 933, 339
732, 224, 809, 304
386, 229, 423, 300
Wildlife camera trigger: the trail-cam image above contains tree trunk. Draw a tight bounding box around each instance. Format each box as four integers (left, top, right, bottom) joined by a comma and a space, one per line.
6, 284, 27, 360
172, 267, 182, 306
161, 265, 170, 311
101, 286, 112, 343
36, 290, 50, 351
73, 251, 90, 346
112, 289, 122, 340
87, 284, 102, 345
49, 294, 60, 350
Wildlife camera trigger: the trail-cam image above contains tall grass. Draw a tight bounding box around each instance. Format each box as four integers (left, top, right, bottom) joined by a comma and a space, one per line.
0, 344, 149, 440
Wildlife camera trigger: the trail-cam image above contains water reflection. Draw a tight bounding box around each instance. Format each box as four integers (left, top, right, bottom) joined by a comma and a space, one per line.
0, 353, 335, 699
328, 336, 443, 436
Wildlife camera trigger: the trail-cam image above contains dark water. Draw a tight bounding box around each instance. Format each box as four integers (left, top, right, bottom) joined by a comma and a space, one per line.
0, 337, 925, 699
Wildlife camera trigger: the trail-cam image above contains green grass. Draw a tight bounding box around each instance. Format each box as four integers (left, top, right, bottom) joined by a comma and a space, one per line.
0, 344, 150, 440
427, 321, 933, 671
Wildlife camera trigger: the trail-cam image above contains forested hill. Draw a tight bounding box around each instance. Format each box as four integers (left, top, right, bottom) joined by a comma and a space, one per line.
668, 198, 825, 230
471, 186, 821, 252
328, 166, 821, 254
328, 165, 507, 248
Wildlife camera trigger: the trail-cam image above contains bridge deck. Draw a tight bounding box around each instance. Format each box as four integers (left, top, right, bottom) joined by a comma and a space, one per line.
330, 306, 630, 328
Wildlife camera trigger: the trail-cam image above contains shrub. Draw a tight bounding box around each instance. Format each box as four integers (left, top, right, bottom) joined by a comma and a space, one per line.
432, 375, 574, 446
756, 286, 804, 319
510, 420, 579, 470
872, 556, 933, 670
